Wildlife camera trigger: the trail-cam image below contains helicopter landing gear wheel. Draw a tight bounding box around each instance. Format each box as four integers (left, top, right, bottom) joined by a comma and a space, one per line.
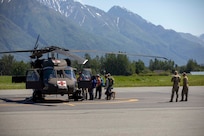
67, 93, 70, 102
32, 92, 37, 102
32, 89, 42, 102
74, 92, 78, 101
74, 90, 81, 101
67, 88, 69, 102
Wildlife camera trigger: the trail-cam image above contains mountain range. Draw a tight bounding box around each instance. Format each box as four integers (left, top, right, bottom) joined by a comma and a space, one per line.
0, 0, 204, 66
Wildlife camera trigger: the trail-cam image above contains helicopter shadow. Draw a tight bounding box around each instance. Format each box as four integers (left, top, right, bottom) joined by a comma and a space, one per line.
157, 101, 172, 104
0, 97, 69, 107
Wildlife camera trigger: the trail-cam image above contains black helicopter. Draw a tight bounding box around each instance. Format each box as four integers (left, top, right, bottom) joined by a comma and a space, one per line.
0, 36, 168, 102
0, 36, 88, 102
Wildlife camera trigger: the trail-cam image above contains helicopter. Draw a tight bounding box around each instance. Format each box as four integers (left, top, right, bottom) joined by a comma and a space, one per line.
1, 35, 169, 102
0, 36, 88, 102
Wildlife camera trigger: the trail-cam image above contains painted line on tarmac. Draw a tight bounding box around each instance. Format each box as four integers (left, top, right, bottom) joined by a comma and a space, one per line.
65, 103, 75, 106
63, 98, 139, 106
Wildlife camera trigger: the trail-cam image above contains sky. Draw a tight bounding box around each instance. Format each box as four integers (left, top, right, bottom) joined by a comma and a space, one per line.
77, 0, 204, 36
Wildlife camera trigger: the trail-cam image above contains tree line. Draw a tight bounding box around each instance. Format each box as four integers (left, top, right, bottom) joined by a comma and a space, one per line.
0, 54, 204, 76
73, 54, 204, 75
0, 54, 30, 75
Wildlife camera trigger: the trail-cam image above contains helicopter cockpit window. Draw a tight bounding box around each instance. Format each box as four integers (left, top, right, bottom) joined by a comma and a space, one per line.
43, 68, 55, 84
64, 69, 76, 79
26, 70, 39, 81
57, 70, 64, 78
80, 70, 91, 81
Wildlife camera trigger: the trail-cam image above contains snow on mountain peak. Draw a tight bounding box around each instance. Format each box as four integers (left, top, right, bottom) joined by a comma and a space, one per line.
37, 0, 75, 15
1, 0, 12, 3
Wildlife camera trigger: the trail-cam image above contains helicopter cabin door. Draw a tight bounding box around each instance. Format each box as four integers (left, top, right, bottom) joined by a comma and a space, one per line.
26, 70, 42, 89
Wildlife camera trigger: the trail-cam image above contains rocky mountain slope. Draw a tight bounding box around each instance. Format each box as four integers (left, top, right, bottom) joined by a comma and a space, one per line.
0, 0, 204, 65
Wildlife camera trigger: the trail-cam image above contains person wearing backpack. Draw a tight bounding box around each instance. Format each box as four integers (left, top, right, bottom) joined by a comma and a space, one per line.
105, 73, 114, 100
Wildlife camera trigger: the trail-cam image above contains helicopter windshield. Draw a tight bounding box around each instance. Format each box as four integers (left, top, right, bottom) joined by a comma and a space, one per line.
64, 69, 76, 79
54, 69, 76, 79
43, 67, 76, 79
26, 70, 39, 81
79, 69, 91, 81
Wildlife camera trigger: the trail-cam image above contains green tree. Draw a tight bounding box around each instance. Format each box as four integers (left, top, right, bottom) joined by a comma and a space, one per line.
0, 54, 15, 75
149, 59, 175, 71
103, 53, 133, 75
103, 54, 117, 75
186, 59, 199, 73
83, 54, 101, 74
179, 65, 187, 73
135, 60, 145, 74
116, 54, 130, 75
12, 61, 30, 75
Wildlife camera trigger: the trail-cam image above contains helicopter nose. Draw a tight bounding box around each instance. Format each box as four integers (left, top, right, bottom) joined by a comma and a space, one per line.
57, 81, 67, 89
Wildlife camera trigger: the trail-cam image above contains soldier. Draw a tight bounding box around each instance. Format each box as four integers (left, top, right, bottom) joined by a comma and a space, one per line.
170, 71, 181, 102
180, 72, 189, 101
104, 73, 114, 100
88, 76, 96, 100
95, 74, 102, 99
77, 71, 87, 100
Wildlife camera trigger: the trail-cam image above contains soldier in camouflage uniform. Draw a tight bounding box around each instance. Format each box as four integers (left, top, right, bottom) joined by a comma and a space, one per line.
104, 73, 114, 100
180, 72, 189, 101
170, 71, 181, 102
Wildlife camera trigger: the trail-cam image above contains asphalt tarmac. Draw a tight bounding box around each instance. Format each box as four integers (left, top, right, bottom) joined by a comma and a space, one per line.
0, 86, 204, 136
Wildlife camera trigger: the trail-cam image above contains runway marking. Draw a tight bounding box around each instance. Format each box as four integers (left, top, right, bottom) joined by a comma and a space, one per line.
63, 98, 139, 106
129, 99, 138, 102
64, 103, 75, 106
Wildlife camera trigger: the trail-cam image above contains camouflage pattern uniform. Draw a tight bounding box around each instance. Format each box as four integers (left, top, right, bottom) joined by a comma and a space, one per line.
170, 71, 181, 102
105, 73, 114, 100
180, 72, 189, 101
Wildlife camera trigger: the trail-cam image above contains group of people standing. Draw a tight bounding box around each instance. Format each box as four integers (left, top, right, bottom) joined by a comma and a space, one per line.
79, 70, 189, 102
170, 71, 189, 102
78, 72, 114, 101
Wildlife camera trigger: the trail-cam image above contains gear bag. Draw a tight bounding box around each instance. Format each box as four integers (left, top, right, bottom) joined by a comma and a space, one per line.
108, 77, 114, 86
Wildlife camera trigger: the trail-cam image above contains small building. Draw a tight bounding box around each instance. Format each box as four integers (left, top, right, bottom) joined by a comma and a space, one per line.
190, 71, 204, 75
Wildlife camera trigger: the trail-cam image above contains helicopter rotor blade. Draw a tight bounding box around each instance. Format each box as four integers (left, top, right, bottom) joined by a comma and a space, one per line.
0, 46, 55, 59
34, 35, 40, 50
29, 46, 57, 59
106, 52, 168, 60
0, 50, 36, 54
0, 45, 88, 63
54, 49, 88, 64
0, 46, 167, 63
70, 50, 168, 60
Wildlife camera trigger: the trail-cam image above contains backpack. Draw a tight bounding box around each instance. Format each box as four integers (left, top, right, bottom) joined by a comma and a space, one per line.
108, 77, 114, 86
92, 79, 97, 88
101, 78, 104, 87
